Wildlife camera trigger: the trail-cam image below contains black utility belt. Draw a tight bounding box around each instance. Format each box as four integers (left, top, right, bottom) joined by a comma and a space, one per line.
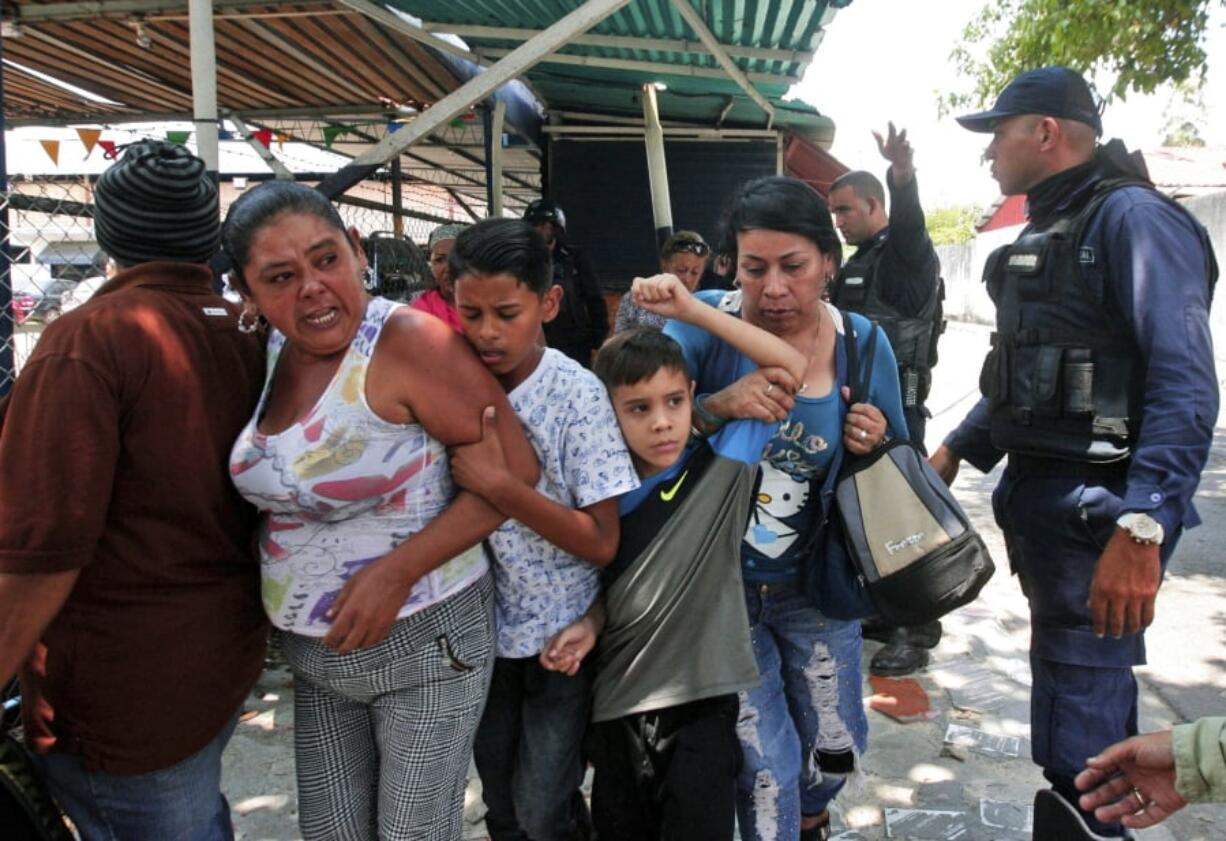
1007, 453, 1130, 479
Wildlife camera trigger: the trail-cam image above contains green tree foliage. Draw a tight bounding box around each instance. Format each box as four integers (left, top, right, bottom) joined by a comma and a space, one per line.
927, 205, 984, 246
944, 0, 1219, 112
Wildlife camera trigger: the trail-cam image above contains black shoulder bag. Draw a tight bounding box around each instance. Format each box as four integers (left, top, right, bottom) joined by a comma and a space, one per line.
835, 312, 995, 626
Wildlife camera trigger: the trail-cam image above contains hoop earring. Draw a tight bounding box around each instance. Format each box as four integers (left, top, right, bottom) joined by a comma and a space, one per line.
238, 306, 262, 334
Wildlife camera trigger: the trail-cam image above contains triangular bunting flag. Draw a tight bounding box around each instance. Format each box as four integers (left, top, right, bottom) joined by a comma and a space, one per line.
253, 129, 273, 149
218, 129, 235, 141
166, 130, 191, 145
322, 125, 353, 148
275, 132, 290, 150
40, 140, 60, 165
76, 128, 101, 155
387, 122, 402, 134
98, 140, 119, 159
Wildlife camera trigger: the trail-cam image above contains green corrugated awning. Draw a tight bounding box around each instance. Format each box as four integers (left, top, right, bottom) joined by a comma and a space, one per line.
395, 0, 851, 141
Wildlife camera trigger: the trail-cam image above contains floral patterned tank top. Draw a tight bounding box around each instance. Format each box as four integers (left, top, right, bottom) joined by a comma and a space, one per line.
229, 296, 487, 635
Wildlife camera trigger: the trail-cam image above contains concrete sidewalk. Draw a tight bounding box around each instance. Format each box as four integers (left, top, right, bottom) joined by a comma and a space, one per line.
223, 321, 1226, 840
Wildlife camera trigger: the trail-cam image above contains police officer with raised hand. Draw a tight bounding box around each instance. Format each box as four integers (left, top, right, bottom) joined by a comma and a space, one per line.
929, 66, 1218, 839
828, 123, 945, 677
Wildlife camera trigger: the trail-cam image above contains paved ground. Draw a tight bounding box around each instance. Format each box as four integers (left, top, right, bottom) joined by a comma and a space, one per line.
223, 321, 1226, 840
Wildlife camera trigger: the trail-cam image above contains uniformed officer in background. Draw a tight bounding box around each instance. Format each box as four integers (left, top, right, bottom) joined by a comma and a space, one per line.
930, 66, 1218, 838
524, 198, 609, 367
828, 124, 945, 677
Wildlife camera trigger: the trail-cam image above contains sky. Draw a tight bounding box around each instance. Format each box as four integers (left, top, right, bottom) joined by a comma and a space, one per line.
793, 0, 1226, 210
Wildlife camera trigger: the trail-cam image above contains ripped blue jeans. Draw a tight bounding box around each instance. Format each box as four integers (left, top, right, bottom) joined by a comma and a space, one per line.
735, 580, 868, 841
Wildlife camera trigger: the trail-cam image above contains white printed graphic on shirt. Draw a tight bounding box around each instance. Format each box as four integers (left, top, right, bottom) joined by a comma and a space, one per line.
745, 463, 810, 559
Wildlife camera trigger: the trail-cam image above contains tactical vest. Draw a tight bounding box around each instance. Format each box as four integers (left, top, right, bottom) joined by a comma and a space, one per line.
830, 238, 944, 408
979, 177, 1193, 463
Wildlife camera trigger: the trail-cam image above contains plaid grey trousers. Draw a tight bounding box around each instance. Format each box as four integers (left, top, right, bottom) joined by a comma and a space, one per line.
280, 574, 495, 841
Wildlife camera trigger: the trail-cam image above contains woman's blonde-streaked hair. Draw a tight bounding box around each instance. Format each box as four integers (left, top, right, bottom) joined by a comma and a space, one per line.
660, 230, 710, 261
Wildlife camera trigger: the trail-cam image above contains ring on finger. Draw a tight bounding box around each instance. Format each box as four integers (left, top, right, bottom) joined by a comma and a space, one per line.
765, 383, 774, 395
1130, 788, 1147, 811
858, 428, 868, 441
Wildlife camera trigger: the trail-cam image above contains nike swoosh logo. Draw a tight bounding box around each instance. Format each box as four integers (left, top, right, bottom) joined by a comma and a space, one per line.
660, 470, 689, 502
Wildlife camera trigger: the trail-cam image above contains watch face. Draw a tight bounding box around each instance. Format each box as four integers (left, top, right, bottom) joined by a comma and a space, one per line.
1124, 514, 1162, 542
1134, 519, 1161, 541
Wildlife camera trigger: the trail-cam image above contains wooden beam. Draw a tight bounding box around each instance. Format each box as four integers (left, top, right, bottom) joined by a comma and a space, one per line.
329, 0, 478, 65
225, 110, 292, 179
9, 0, 305, 22
669, 0, 774, 128
315, 0, 633, 200
489, 98, 506, 217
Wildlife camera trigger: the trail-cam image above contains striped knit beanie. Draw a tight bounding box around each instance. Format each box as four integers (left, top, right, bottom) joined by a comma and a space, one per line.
93, 140, 220, 265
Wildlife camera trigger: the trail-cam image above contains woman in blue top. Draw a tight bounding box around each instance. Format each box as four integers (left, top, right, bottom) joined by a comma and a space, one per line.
664, 176, 908, 841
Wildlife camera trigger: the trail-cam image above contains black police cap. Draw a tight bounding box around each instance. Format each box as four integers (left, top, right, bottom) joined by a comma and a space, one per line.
956, 66, 1102, 136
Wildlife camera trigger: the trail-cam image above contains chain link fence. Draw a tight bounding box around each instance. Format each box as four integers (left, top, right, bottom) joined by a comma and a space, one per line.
0, 176, 101, 391
0, 161, 488, 393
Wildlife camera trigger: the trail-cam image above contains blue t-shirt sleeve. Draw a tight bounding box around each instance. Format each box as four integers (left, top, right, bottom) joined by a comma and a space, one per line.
707, 417, 777, 465
663, 290, 746, 394
663, 308, 715, 381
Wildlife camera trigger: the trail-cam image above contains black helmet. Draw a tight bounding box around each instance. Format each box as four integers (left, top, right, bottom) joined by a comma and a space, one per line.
524, 198, 566, 232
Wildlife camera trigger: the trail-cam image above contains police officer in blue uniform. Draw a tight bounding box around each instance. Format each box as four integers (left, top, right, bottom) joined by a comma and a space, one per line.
829, 124, 945, 677
930, 66, 1218, 838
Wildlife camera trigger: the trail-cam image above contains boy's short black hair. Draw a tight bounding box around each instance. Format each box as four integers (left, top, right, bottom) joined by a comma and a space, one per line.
594, 328, 690, 390
449, 217, 552, 294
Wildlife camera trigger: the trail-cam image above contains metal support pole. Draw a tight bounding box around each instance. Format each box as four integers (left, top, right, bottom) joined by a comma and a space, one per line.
641, 83, 673, 250
189, 0, 219, 175
390, 156, 404, 237
490, 99, 506, 218
0, 34, 12, 396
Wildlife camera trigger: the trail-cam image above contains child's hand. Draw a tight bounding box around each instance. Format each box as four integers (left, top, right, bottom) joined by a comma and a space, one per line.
632, 273, 697, 320
449, 406, 515, 504
539, 616, 599, 676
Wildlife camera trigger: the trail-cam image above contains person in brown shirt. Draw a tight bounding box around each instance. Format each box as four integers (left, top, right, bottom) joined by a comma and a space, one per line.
0, 140, 266, 840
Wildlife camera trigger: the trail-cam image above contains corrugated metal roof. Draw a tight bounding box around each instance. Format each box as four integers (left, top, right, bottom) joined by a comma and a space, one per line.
3, 0, 460, 121
400, 0, 847, 135
1, 0, 849, 203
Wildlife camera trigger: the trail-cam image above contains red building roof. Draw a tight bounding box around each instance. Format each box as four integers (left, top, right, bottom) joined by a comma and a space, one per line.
783, 133, 850, 198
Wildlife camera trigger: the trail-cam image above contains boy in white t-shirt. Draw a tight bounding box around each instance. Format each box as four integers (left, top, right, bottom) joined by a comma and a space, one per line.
448, 217, 639, 841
